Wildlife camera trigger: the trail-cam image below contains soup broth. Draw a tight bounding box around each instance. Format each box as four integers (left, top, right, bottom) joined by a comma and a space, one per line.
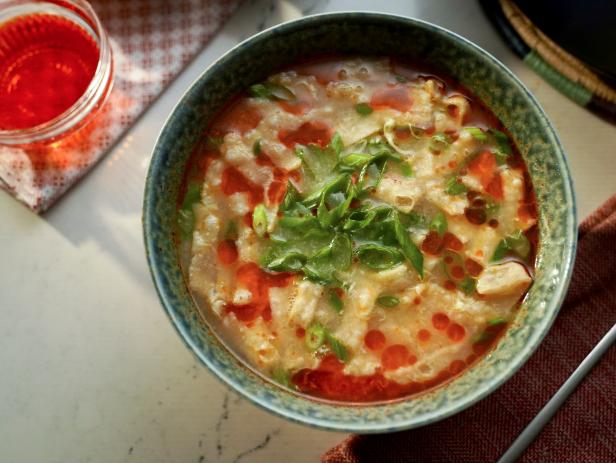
179, 57, 537, 402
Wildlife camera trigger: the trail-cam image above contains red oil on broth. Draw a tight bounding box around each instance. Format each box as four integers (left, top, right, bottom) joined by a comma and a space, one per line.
178, 56, 538, 403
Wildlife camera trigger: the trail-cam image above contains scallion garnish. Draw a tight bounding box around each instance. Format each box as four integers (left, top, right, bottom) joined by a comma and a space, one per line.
377, 295, 400, 308
355, 102, 373, 116
252, 204, 268, 237
429, 212, 448, 236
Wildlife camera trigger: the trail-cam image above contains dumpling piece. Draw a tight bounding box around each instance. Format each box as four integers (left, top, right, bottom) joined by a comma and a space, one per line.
476, 261, 532, 296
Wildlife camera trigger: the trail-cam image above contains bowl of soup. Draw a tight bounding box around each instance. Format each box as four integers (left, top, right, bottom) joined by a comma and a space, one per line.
143, 13, 576, 432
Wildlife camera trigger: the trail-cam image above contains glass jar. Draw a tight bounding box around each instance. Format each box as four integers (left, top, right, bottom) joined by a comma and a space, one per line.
0, 0, 113, 146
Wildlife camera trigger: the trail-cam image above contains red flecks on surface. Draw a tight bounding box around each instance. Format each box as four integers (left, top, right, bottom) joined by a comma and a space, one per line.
210, 98, 261, 135
444, 280, 457, 291
421, 231, 443, 255
467, 150, 504, 200
221, 166, 264, 208
225, 262, 293, 323
0, 14, 99, 130
295, 327, 306, 338
447, 323, 466, 342
370, 85, 412, 112
449, 359, 466, 375
465, 258, 484, 277
442, 232, 463, 251
364, 329, 386, 351
278, 99, 312, 115
217, 240, 238, 266
451, 265, 465, 280
432, 312, 450, 330
278, 121, 333, 148
381, 344, 416, 371
417, 329, 431, 342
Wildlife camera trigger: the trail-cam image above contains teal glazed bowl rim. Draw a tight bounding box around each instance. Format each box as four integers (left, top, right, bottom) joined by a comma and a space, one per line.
143, 12, 577, 433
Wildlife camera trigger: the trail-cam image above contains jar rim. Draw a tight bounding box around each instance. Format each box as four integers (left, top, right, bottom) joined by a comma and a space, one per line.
0, 0, 114, 145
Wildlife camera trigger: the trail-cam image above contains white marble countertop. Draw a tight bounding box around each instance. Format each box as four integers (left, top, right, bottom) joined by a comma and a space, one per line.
1, 1, 615, 462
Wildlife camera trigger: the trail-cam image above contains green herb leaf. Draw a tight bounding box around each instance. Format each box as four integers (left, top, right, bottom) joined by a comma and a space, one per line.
306, 324, 326, 350
339, 152, 374, 170
493, 149, 509, 166
177, 209, 195, 238
400, 162, 413, 177
465, 127, 488, 142
330, 132, 343, 157
252, 204, 268, 237
250, 82, 295, 101
488, 317, 507, 326
491, 239, 509, 262
395, 74, 408, 83
266, 252, 307, 272
252, 139, 262, 156
377, 295, 400, 307
429, 212, 448, 236
429, 133, 450, 152
331, 233, 352, 272
507, 230, 531, 259
489, 129, 512, 155
178, 182, 202, 238
393, 212, 424, 277
326, 334, 349, 362
317, 174, 354, 228
491, 229, 530, 262
460, 276, 476, 295
355, 103, 373, 116
328, 289, 344, 313
182, 182, 201, 209
280, 181, 302, 213
445, 176, 468, 195
272, 367, 293, 388
356, 244, 404, 271
224, 221, 238, 241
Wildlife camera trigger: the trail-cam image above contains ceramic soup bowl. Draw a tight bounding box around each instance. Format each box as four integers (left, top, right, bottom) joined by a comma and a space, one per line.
143, 13, 576, 432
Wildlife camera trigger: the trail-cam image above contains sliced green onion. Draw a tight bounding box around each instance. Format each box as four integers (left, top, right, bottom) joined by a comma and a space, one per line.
252, 204, 268, 237
250, 82, 295, 101
177, 209, 195, 238
272, 367, 293, 388
395, 74, 408, 83
253, 139, 262, 156
491, 229, 530, 262
488, 317, 507, 326
306, 324, 327, 350
400, 162, 413, 177
465, 127, 488, 142
355, 103, 373, 116
460, 276, 476, 295
445, 176, 468, 195
489, 129, 512, 155
377, 295, 400, 308
266, 252, 306, 272
327, 335, 349, 362
328, 289, 344, 314
355, 244, 404, 271
429, 133, 450, 152
429, 212, 448, 236
224, 221, 238, 241
393, 212, 424, 277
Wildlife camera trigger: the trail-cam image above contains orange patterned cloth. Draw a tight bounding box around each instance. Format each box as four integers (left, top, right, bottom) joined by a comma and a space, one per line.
0, 0, 241, 212
324, 195, 616, 463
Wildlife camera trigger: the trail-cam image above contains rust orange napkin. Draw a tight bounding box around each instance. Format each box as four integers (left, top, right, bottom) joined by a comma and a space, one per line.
324, 195, 616, 463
